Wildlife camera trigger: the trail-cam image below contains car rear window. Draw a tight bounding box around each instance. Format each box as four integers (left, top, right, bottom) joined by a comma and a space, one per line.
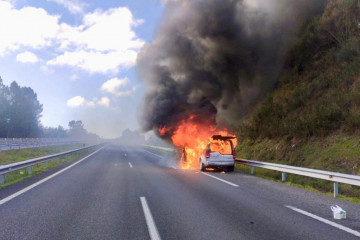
209, 140, 232, 154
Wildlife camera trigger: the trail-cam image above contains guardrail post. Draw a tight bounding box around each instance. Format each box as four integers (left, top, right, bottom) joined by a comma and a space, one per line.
28, 166, 32, 175
334, 182, 339, 198
57, 157, 60, 164
45, 161, 49, 168
0, 174, 4, 184
250, 166, 254, 175
66, 154, 68, 161
282, 172, 286, 182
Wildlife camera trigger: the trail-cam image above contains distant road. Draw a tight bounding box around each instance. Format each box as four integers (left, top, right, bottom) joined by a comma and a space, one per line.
0, 145, 359, 239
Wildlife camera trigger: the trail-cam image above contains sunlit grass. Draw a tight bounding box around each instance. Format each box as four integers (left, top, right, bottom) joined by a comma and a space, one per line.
0, 145, 91, 189
235, 163, 360, 205
0, 144, 84, 165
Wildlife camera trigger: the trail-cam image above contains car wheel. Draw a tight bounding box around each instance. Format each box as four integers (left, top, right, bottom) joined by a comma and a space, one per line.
200, 160, 206, 171
227, 165, 234, 172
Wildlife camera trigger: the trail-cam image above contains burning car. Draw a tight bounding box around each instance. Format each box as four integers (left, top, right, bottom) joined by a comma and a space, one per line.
159, 114, 237, 170
179, 134, 236, 171
198, 135, 236, 172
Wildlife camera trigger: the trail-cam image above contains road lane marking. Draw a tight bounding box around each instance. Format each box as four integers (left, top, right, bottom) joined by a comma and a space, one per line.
143, 149, 163, 158
286, 205, 360, 237
0, 147, 105, 206
129, 162, 133, 168
201, 172, 239, 187
140, 197, 161, 240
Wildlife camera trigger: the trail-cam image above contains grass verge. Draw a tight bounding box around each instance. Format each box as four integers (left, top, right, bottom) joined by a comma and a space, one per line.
0, 144, 85, 165
0, 144, 91, 189
235, 163, 360, 204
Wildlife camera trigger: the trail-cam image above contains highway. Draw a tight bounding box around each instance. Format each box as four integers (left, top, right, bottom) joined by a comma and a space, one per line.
0, 145, 359, 239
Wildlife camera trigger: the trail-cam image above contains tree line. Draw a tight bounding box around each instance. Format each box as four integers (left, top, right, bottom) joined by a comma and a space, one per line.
0, 77, 99, 139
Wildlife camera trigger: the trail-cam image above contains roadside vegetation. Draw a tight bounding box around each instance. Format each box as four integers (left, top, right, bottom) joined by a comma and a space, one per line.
0, 78, 100, 139
0, 144, 92, 188
235, 0, 360, 199
0, 144, 84, 165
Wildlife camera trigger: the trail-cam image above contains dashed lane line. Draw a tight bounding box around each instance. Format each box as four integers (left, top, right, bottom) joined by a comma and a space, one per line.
201, 172, 239, 187
140, 197, 161, 240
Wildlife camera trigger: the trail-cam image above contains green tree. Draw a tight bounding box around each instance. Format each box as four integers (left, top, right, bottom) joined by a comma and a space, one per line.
0, 77, 10, 137
68, 120, 87, 138
7, 81, 43, 137
42, 125, 68, 138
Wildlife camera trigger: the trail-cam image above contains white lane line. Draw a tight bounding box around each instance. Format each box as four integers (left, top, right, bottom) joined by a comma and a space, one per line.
0, 147, 105, 206
129, 162, 133, 168
143, 149, 163, 158
201, 172, 239, 187
286, 205, 360, 238
140, 197, 161, 240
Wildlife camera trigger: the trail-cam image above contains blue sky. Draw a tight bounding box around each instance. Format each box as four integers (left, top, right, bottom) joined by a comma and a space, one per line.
0, 0, 164, 138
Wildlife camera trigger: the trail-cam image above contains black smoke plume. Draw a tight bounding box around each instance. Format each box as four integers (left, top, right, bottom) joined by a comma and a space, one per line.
137, 0, 325, 136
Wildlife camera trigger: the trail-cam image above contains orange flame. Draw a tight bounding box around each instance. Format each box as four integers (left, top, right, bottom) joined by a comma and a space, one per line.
160, 115, 237, 169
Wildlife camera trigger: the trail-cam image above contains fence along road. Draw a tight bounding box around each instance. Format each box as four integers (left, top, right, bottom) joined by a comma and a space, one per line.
236, 158, 360, 198
0, 138, 91, 151
0, 143, 103, 184
143, 145, 360, 198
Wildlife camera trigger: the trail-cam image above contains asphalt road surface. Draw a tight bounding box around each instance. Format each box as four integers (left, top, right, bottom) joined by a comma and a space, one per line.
0, 144, 359, 240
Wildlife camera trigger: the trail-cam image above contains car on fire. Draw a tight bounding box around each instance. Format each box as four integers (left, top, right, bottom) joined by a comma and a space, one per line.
199, 135, 236, 172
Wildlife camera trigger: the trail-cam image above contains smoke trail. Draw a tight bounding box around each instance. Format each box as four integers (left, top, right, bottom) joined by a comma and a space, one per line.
137, 0, 325, 136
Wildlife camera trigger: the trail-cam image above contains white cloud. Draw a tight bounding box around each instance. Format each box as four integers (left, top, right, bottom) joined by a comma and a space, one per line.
48, 7, 144, 73
101, 77, 128, 94
47, 0, 86, 14
0, 1, 60, 55
16, 51, 39, 63
67, 96, 110, 108
100, 77, 137, 97
70, 74, 79, 81
40, 65, 54, 75
67, 96, 87, 107
97, 97, 110, 107
115, 86, 137, 97
0, 1, 144, 74
47, 49, 137, 74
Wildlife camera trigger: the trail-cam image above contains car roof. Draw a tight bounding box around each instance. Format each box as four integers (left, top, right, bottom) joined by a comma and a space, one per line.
211, 135, 236, 140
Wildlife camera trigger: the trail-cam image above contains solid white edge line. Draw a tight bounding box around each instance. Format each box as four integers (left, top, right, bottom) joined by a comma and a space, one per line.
286, 205, 360, 238
140, 197, 161, 240
0, 146, 105, 206
201, 172, 239, 187
129, 162, 133, 168
143, 149, 163, 158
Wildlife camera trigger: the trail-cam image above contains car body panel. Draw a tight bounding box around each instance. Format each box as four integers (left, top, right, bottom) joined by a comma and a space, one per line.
200, 135, 235, 171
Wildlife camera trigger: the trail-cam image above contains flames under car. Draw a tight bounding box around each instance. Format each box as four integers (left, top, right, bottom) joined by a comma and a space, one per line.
181, 135, 236, 172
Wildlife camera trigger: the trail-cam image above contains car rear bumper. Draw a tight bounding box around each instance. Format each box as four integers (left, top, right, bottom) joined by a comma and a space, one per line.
206, 160, 234, 167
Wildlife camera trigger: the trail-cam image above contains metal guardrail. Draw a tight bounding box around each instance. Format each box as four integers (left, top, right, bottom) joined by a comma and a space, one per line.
144, 145, 360, 198
0, 138, 94, 151
142, 144, 175, 152
0, 143, 103, 185
236, 159, 360, 198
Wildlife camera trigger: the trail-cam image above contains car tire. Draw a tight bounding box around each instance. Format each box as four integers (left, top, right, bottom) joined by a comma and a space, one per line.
200, 160, 206, 172
227, 165, 234, 172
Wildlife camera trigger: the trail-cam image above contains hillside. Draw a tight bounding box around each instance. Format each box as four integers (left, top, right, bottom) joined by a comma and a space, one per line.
235, 0, 360, 196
